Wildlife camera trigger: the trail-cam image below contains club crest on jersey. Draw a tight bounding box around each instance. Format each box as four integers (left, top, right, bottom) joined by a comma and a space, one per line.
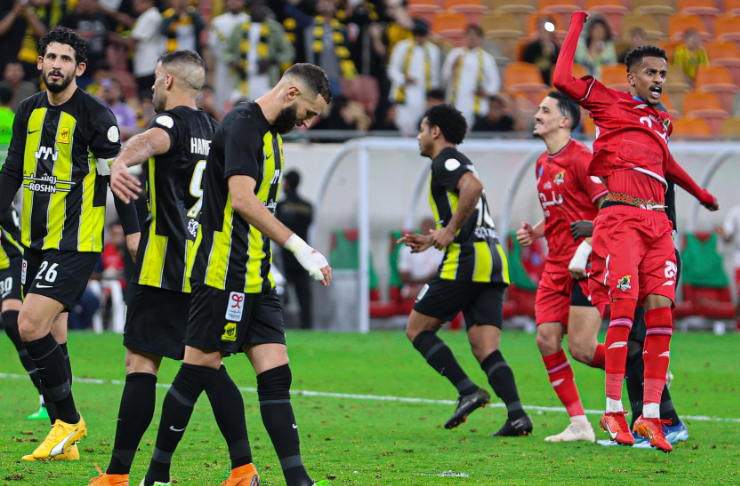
187, 219, 199, 238
221, 322, 237, 342
57, 127, 71, 144
554, 170, 565, 184
663, 118, 671, 130
617, 275, 632, 292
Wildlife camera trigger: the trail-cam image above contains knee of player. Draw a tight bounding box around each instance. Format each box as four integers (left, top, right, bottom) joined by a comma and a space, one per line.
535, 324, 561, 354
567, 341, 593, 365
257, 363, 293, 401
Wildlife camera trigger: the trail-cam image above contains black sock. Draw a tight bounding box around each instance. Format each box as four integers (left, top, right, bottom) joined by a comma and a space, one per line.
659, 385, 680, 426
59, 342, 72, 387
625, 347, 645, 427
412, 331, 478, 396
2, 311, 43, 394
206, 366, 252, 469
23, 333, 78, 424
42, 388, 58, 425
481, 351, 526, 421
258, 365, 312, 486
107, 373, 157, 475
144, 363, 216, 485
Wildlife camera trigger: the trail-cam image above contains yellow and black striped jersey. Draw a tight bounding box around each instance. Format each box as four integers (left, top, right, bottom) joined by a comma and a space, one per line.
2, 89, 121, 252
132, 106, 220, 292
190, 102, 282, 294
428, 147, 509, 284
0, 207, 23, 272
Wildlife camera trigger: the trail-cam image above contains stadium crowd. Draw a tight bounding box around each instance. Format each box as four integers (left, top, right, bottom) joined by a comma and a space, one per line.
2, 0, 740, 140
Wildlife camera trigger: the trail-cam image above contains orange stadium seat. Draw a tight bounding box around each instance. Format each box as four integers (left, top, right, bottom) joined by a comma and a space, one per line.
430, 11, 467, 34
600, 63, 630, 92
482, 12, 524, 60
512, 89, 548, 120
723, 117, 740, 137
705, 41, 740, 87
665, 64, 690, 113
504, 62, 549, 104
668, 14, 710, 40
661, 92, 680, 117
406, 0, 443, 24
658, 39, 682, 62
621, 14, 665, 43
727, 0, 740, 15
445, 0, 488, 26
495, 0, 536, 34
671, 116, 712, 137
538, 0, 581, 29
632, 0, 674, 36
526, 12, 565, 37
682, 91, 729, 134
581, 114, 596, 135
585, 0, 629, 36
715, 15, 740, 53
678, 0, 720, 35
695, 65, 739, 109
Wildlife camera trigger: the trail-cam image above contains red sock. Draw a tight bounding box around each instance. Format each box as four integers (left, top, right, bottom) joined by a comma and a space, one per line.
589, 343, 606, 370
543, 349, 584, 417
605, 300, 636, 401
643, 307, 673, 405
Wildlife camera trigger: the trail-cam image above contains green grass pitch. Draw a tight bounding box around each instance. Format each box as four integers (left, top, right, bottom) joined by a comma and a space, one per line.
0, 330, 738, 485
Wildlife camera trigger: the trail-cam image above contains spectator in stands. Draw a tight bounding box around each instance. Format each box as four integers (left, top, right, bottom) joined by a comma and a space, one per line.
523, 15, 559, 85
314, 94, 371, 131
209, 0, 247, 110
618, 27, 646, 64
674, 28, 709, 86
84, 60, 113, 96
397, 218, 444, 300
574, 16, 616, 79
100, 78, 138, 140
137, 93, 156, 128
102, 221, 131, 290
442, 24, 500, 128
227, 0, 295, 101
127, 0, 165, 98
160, 0, 206, 55
59, 0, 114, 78
370, 102, 399, 131
472, 94, 517, 132
388, 18, 441, 136
0, 62, 37, 111
196, 84, 223, 122
0, 87, 14, 167
0, 0, 49, 82
275, 170, 315, 329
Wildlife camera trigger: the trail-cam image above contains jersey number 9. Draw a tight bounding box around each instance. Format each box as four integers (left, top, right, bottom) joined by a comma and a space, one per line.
187, 160, 207, 218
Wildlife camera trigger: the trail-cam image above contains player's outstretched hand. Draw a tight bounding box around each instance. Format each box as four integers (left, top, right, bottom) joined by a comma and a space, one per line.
702, 193, 719, 212
572, 11, 589, 23
397, 233, 433, 253
285, 235, 332, 286
516, 222, 534, 247
570, 220, 594, 241
110, 159, 141, 203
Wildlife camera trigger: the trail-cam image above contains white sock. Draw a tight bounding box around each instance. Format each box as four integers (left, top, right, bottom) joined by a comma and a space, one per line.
643, 403, 660, 418
39, 395, 44, 406
606, 398, 624, 413
570, 415, 591, 429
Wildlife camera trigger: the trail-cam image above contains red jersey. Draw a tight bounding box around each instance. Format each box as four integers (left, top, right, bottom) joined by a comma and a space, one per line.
536, 139, 607, 267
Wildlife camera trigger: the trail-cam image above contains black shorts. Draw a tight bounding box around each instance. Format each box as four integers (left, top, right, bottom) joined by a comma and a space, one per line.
123, 282, 191, 360
413, 276, 506, 330
185, 282, 286, 356
570, 280, 592, 307
23, 248, 101, 310
0, 253, 23, 303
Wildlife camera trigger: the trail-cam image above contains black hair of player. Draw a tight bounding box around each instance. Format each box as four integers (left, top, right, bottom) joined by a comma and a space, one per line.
424, 103, 467, 145
0, 86, 12, 105
284, 63, 333, 104
624, 45, 667, 72
158, 50, 206, 71
426, 88, 445, 101
547, 91, 580, 130
39, 27, 88, 65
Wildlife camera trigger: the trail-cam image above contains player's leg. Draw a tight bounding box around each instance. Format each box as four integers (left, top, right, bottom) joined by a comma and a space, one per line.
407, 278, 485, 428
466, 283, 532, 437
566, 283, 605, 370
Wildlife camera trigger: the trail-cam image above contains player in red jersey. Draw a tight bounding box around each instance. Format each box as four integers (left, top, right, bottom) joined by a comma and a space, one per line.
517, 91, 607, 443
554, 11, 718, 452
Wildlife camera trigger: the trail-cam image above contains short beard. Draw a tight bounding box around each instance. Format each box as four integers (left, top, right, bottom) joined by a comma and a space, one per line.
273, 103, 298, 135
44, 71, 74, 94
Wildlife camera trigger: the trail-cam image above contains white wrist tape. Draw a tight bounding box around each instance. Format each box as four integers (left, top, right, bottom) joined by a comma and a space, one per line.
568, 240, 592, 271
285, 234, 328, 281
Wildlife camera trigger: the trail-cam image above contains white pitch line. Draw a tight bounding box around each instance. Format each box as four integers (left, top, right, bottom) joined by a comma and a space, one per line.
2, 372, 739, 424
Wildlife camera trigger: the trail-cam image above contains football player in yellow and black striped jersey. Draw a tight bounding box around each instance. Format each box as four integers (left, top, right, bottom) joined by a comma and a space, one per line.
400, 103, 533, 437
140, 64, 333, 486
0, 27, 140, 462
90, 50, 263, 486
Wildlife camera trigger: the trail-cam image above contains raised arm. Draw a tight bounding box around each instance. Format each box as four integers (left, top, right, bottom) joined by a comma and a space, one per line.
552, 11, 591, 100
665, 153, 718, 209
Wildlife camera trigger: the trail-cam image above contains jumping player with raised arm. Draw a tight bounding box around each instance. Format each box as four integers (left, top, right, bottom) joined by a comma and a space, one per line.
517, 91, 607, 443
400, 103, 532, 437
0, 27, 140, 461
554, 11, 718, 452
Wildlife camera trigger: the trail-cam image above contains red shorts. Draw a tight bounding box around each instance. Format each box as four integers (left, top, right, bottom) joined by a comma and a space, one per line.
589, 205, 677, 306
535, 266, 593, 326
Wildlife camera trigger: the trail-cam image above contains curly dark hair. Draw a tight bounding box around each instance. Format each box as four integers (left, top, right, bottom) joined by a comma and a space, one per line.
424, 103, 467, 145
547, 90, 581, 130
624, 45, 666, 71
39, 27, 88, 65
